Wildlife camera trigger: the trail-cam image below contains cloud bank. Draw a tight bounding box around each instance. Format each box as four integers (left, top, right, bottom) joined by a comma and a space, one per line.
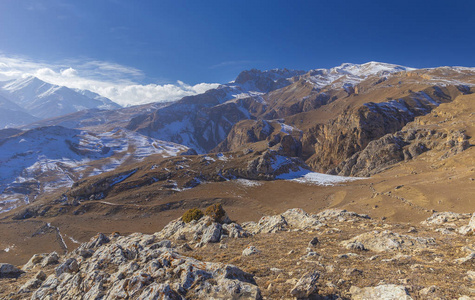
0, 55, 220, 107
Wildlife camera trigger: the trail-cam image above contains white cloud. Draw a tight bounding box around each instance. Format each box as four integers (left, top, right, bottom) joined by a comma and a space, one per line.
0, 54, 220, 106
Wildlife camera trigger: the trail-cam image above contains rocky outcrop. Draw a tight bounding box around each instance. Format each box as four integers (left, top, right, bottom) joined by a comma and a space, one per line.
243, 208, 370, 234
22, 232, 262, 299
341, 230, 436, 252
304, 86, 463, 173
330, 128, 470, 176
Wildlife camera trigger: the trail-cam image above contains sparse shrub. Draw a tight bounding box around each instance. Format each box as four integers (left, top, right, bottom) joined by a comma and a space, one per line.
205, 203, 226, 223
182, 208, 204, 223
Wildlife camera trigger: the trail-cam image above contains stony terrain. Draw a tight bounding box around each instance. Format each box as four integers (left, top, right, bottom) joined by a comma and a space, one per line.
0, 207, 473, 299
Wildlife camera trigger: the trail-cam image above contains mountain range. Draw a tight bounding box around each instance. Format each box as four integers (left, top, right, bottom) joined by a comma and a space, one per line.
0, 62, 474, 299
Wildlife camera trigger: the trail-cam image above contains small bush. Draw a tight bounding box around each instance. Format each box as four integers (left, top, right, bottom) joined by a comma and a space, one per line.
182, 208, 204, 223
205, 203, 226, 223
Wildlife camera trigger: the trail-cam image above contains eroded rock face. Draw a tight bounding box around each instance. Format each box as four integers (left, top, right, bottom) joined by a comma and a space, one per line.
26, 232, 262, 300
331, 128, 470, 176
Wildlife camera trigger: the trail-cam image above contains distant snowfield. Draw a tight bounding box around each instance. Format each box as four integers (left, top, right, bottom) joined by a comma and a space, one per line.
277, 168, 364, 186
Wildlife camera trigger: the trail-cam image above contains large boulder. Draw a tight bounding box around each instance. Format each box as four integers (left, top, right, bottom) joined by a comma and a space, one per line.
0, 263, 23, 278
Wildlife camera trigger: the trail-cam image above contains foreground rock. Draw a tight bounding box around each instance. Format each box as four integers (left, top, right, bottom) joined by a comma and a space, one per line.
0, 263, 23, 278
19, 232, 262, 299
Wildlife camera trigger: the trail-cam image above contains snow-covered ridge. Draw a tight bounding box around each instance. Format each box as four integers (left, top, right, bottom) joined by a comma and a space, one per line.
306, 61, 415, 89
0, 126, 189, 214
0, 76, 120, 121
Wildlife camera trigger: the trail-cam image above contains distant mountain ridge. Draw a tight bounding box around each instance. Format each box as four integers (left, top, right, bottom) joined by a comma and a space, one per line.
0, 76, 121, 128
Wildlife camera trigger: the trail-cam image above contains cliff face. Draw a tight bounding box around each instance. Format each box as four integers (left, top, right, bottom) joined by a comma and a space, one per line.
330, 92, 475, 176
303, 86, 469, 172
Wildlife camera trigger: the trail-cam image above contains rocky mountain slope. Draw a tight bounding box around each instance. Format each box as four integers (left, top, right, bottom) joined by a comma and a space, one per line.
0, 77, 120, 127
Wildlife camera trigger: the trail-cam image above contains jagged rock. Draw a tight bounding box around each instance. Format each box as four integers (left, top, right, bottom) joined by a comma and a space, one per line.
341, 230, 435, 252
289, 271, 320, 299
458, 212, 475, 235
313, 209, 370, 222
41, 251, 59, 267
19, 278, 43, 292
350, 284, 413, 300
243, 246, 260, 256
201, 222, 222, 243
422, 211, 470, 226
0, 263, 22, 278
244, 215, 288, 234
282, 208, 324, 229
223, 223, 251, 238
243, 208, 326, 234
22, 253, 47, 270
28, 232, 262, 299
55, 258, 79, 277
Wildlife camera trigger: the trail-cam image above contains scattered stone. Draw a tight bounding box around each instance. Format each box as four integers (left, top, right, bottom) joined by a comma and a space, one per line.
242, 245, 260, 256
308, 237, 319, 247
350, 284, 413, 300
0, 263, 23, 278
419, 285, 437, 296
344, 268, 363, 277
345, 241, 366, 251
467, 270, 475, 281
289, 271, 320, 299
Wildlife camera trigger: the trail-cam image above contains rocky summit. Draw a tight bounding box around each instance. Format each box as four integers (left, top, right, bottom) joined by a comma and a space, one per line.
0, 62, 475, 299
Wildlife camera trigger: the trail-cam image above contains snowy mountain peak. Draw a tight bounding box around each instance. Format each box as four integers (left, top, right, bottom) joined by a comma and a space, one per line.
0, 76, 121, 123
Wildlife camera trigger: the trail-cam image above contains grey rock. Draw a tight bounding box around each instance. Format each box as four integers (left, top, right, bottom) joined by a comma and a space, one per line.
55, 258, 79, 277
0, 263, 22, 278
289, 271, 320, 299
41, 251, 59, 267
350, 284, 413, 300
201, 222, 222, 243
341, 230, 435, 252
242, 246, 260, 256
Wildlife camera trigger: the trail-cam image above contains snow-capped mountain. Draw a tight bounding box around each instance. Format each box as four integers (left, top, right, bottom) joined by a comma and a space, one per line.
0, 125, 189, 214
0, 94, 40, 128
304, 61, 414, 89
0, 77, 121, 123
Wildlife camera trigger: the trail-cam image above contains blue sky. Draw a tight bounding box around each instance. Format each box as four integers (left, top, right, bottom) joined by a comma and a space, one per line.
0, 0, 474, 105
